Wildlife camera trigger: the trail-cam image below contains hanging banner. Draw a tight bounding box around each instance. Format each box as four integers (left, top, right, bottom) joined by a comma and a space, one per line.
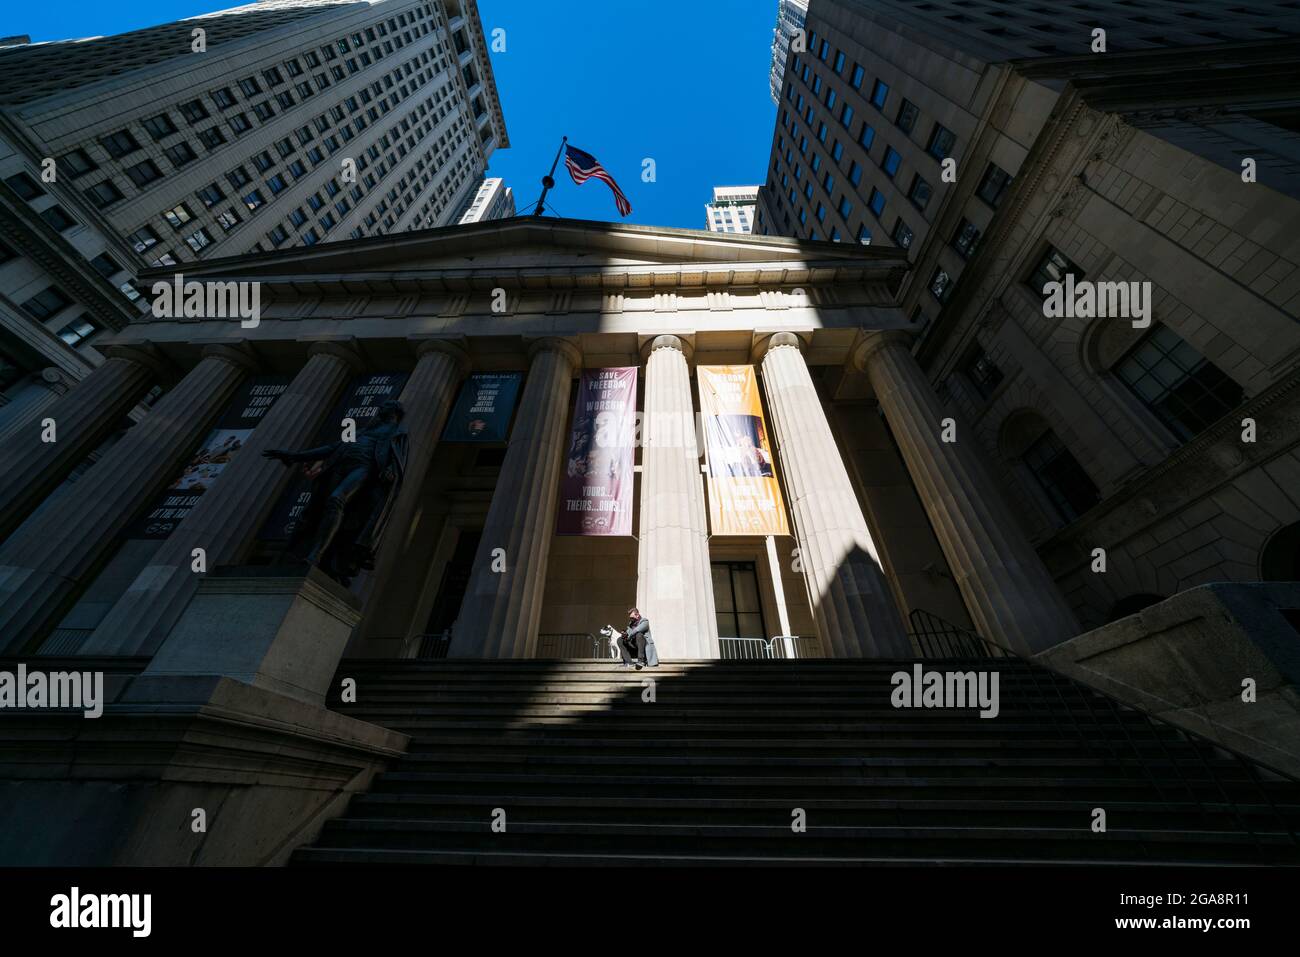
556, 367, 637, 536
698, 365, 790, 537
257, 372, 409, 542
441, 371, 522, 443
131, 376, 291, 540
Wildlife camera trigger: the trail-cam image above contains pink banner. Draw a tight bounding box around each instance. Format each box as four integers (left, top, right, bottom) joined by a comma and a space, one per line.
556, 367, 638, 536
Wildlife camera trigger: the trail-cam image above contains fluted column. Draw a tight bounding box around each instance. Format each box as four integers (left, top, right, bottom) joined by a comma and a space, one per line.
855, 330, 1081, 655
81, 340, 366, 656
358, 337, 469, 643
451, 338, 579, 658
637, 335, 719, 660
0, 347, 164, 541
759, 332, 910, 657
0, 345, 256, 654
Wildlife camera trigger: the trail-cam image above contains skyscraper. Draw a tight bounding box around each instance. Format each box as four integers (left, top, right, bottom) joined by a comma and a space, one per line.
455, 175, 515, 223
768, 0, 809, 106
757, 0, 1300, 627
704, 185, 759, 234
0, 0, 508, 438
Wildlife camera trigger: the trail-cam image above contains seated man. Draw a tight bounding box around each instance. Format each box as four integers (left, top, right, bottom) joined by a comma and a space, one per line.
618, 607, 657, 670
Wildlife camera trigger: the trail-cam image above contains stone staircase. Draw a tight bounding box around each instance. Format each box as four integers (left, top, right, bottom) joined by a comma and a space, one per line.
292, 659, 1300, 866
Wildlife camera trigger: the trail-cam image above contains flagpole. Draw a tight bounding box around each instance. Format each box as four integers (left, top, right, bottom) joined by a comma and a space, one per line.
533, 135, 567, 217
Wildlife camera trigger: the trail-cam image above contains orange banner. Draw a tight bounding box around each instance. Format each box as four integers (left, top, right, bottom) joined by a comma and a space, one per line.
697, 365, 789, 536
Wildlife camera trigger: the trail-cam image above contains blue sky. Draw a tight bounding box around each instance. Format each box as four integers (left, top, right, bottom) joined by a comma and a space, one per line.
8, 0, 778, 229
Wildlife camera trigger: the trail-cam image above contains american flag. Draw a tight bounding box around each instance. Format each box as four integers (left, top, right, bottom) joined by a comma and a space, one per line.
564, 144, 632, 217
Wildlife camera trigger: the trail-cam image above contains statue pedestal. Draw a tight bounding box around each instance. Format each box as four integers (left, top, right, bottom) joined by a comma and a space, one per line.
139, 564, 359, 708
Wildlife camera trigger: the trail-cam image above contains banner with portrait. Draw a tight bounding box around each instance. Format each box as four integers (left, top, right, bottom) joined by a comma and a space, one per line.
130, 376, 291, 540
697, 365, 789, 537
441, 372, 522, 443
556, 367, 637, 536
256, 372, 409, 542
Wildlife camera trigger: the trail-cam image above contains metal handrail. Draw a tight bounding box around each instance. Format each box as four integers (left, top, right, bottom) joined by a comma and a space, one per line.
906, 607, 1300, 853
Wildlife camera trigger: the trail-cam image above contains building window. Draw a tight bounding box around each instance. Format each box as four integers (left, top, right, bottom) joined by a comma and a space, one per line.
163, 203, 194, 229
88, 252, 122, 278
896, 99, 918, 134
60, 149, 97, 178
839, 103, 854, 129
39, 206, 76, 232
84, 179, 124, 208
126, 159, 163, 188
185, 227, 214, 252
850, 64, 865, 89
848, 161, 862, 187
164, 142, 197, 167
128, 225, 160, 252
21, 286, 71, 320
197, 183, 226, 207
857, 224, 871, 245
868, 188, 885, 218
962, 344, 1004, 399
834, 50, 846, 74
242, 189, 266, 212
5, 172, 44, 200
99, 129, 141, 159
57, 315, 98, 347
216, 209, 241, 231
952, 219, 982, 259
839, 196, 852, 218
881, 146, 901, 178
858, 122, 875, 152
894, 214, 915, 248
1026, 246, 1083, 298
908, 175, 932, 210
226, 166, 251, 188
1023, 430, 1100, 523
927, 123, 956, 160
212, 87, 237, 109
929, 267, 954, 304
179, 99, 210, 123
142, 113, 177, 140
977, 162, 1013, 207
237, 77, 261, 98
229, 113, 253, 135
198, 126, 226, 150
1114, 325, 1244, 442
831, 140, 843, 162
870, 78, 889, 109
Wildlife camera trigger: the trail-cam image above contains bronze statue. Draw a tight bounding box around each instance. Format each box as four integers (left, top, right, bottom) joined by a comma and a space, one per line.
263, 399, 408, 585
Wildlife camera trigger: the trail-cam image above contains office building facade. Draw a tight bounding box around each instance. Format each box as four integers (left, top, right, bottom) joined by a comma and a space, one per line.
0, 0, 507, 443
755, 0, 1300, 629
704, 185, 759, 234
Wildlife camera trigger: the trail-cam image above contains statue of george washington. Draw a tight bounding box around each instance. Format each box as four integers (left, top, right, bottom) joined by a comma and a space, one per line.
262, 398, 409, 585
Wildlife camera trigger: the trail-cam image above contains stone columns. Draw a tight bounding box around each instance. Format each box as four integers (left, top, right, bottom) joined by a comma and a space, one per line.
637, 335, 720, 660
357, 337, 469, 647
451, 338, 579, 658
759, 332, 910, 657
0, 347, 164, 541
81, 340, 366, 656
855, 330, 1081, 655
0, 345, 256, 653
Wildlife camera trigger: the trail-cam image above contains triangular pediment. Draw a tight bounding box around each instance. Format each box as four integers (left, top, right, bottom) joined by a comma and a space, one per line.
146, 216, 908, 288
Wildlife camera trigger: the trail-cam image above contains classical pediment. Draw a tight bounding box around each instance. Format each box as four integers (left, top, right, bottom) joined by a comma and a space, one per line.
141, 216, 909, 292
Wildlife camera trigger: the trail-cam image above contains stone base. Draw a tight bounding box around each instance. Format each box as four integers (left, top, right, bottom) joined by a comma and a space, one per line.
144, 565, 359, 708
1036, 581, 1300, 779
0, 674, 405, 866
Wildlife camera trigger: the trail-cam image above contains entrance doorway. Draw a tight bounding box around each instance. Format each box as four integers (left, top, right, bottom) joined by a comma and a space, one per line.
711, 561, 768, 639
422, 529, 482, 654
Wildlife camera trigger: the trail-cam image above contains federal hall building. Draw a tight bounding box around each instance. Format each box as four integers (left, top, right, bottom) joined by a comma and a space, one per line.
0, 206, 1298, 668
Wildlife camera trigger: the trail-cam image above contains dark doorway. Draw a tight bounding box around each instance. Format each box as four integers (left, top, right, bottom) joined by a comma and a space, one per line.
423, 529, 482, 642
711, 561, 767, 639
1261, 521, 1300, 582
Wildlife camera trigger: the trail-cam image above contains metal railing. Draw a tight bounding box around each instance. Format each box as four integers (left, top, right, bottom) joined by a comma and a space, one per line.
415, 631, 452, 659
536, 633, 616, 659
906, 607, 1300, 858
719, 636, 823, 660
